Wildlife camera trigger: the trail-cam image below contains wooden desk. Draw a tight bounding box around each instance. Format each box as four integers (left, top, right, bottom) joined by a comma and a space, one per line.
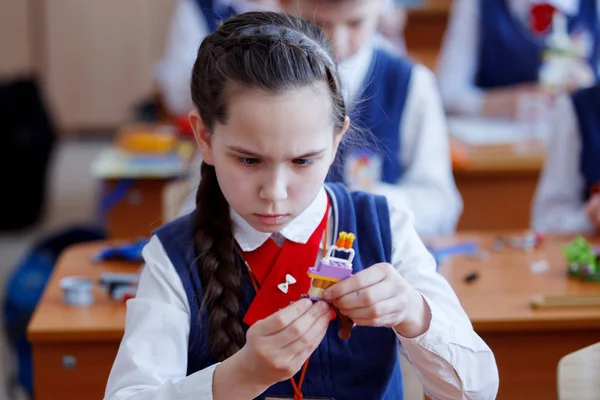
431, 233, 600, 400
27, 242, 140, 400
452, 140, 546, 231
91, 140, 192, 240
30, 234, 599, 399
405, 0, 450, 51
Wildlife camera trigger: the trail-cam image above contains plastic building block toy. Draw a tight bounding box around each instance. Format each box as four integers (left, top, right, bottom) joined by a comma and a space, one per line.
99, 272, 140, 301
564, 236, 600, 281
307, 232, 355, 301
306, 232, 356, 340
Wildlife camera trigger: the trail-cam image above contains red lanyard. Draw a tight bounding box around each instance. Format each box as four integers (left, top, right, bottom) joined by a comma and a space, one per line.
244, 220, 329, 400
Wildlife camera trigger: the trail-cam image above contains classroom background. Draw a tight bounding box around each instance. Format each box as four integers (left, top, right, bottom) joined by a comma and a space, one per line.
1, 0, 599, 399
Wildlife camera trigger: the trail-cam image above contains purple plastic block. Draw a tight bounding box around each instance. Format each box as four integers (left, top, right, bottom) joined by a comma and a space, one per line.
308, 259, 353, 281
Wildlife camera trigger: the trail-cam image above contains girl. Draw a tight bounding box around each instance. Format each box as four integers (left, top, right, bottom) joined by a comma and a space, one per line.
437, 0, 599, 117
532, 83, 600, 234
105, 12, 498, 400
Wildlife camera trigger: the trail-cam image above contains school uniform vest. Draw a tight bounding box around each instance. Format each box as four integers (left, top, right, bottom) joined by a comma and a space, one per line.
476, 0, 600, 89
571, 84, 600, 200
154, 183, 404, 399
327, 47, 414, 185
194, 0, 236, 33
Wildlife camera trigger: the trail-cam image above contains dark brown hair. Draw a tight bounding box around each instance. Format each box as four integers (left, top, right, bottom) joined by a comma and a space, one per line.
190, 11, 347, 362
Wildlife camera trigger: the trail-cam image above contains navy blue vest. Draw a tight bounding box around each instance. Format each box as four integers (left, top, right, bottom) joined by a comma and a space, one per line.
194, 0, 236, 33
154, 183, 403, 399
476, 0, 600, 89
328, 48, 413, 185
572, 84, 600, 200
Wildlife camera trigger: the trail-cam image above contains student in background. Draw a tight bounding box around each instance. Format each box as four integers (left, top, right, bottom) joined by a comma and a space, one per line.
437, 0, 599, 117
105, 12, 498, 399
532, 83, 600, 234
155, 0, 280, 117
279, 0, 462, 237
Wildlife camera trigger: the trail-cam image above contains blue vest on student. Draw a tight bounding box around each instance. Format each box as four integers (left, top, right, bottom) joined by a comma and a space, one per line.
571, 84, 600, 200
154, 183, 403, 399
476, 0, 600, 89
327, 48, 413, 185
194, 0, 236, 33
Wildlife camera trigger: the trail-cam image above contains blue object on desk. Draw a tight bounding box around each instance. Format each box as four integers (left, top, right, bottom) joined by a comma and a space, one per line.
427, 242, 480, 268
94, 239, 149, 263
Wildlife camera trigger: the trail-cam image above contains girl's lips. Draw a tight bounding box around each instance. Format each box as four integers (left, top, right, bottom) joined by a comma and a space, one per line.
254, 214, 289, 226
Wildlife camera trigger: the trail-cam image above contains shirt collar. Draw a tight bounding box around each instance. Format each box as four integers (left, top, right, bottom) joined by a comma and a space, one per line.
232, 186, 328, 252
524, 0, 580, 16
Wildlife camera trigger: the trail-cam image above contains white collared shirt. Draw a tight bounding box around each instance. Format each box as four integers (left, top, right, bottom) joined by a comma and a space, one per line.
531, 93, 595, 233
105, 187, 499, 400
436, 0, 595, 115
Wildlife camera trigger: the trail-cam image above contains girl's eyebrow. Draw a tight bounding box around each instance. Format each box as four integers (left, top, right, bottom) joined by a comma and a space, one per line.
227, 145, 326, 159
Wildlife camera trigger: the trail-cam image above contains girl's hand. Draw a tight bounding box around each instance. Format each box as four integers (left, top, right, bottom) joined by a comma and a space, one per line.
237, 298, 331, 387
323, 263, 431, 338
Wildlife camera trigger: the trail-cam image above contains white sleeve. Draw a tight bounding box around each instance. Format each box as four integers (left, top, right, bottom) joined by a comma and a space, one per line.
104, 236, 219, 400
531, 94, 594, 234
372, 65, 463, 237
436, 0, 484, 115
387, 201, 499, 400
154, 0, 209, 116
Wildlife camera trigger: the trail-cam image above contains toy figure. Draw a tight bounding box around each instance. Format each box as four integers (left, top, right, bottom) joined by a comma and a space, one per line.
564, 236, 600, 281
539, 12, 595, 93
306, 231, 356, 339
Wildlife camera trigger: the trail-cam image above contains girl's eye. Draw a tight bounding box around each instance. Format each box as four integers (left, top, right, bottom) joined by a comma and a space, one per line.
292, 158, 313, 166
239, 157, 259, 166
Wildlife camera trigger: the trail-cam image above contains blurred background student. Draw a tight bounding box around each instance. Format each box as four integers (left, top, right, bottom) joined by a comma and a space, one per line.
436, 0, 599, 118
532, 83, 600, 234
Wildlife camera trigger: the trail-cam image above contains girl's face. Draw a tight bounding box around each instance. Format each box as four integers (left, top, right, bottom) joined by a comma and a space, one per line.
192, 84, 347, 233
281, 0, 384, 62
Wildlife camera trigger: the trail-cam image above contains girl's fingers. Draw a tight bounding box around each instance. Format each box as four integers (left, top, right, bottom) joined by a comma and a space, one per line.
258, 298, 313, 336
287, 308, 332, 365
339, 297, 401, 321
273, 301, 331, 348
334, 282, 397, 310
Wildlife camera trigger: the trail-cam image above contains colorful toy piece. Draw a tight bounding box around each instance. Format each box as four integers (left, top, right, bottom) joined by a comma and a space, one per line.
306, 231, 357, 340
564, 236, 600, 281
307, 232, 355, 301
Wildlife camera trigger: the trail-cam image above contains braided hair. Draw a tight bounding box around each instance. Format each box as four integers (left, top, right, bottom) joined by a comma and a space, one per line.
190, 11, 347, 362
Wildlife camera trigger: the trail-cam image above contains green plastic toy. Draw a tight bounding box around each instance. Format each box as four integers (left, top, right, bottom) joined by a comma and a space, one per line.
563, 236, 600, 281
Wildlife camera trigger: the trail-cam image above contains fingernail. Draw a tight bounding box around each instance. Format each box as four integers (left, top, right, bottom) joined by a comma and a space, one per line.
318, 301, 329, 312
323, 290, 332, 300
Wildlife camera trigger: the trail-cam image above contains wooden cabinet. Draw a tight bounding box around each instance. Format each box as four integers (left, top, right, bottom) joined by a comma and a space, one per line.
28, 243, 140, 399
32, 342, 119, 399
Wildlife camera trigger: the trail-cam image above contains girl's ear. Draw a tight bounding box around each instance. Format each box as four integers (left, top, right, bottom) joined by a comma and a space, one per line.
189, 110, 215, 165
331, 116, 350, 164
